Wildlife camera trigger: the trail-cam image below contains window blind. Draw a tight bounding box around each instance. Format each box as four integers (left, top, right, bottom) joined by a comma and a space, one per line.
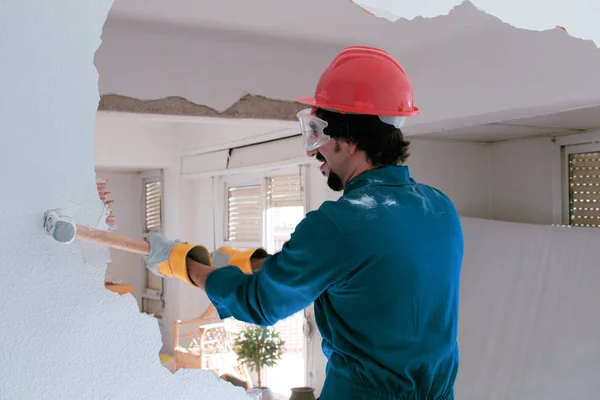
144, 180, 162, 233
266, 175, 303, 208
227, 185, 262, 243
568, 151, 600, 227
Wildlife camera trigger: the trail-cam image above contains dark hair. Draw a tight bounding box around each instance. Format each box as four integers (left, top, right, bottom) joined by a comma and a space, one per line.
315, 108, 410, 166
250, 248, 270, 259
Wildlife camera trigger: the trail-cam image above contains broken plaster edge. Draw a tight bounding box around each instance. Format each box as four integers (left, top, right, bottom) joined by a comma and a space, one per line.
99, 94, 306, 121
349, 0, 599, 47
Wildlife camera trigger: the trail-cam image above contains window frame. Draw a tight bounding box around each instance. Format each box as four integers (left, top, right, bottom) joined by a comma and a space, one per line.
561, 141, 600, 226
556, 130, 600, 226
215, 165, 307, 249
214, 164, 310, 390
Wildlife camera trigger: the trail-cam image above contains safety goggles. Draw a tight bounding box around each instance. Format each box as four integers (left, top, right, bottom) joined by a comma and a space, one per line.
296, 108, 408, 152
296, 108, 331, 151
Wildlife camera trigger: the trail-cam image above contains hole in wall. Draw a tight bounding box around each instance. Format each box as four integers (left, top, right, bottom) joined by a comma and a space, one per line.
91, 0, 600, 398
94, 170, 155, 309
92, 167, 177, 372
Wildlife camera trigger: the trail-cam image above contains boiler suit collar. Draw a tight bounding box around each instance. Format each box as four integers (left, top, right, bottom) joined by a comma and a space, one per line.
344, 165, 414, 195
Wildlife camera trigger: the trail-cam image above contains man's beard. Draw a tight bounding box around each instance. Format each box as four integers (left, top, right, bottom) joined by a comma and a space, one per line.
327, 171, 344, 192
317, 151, 344, 192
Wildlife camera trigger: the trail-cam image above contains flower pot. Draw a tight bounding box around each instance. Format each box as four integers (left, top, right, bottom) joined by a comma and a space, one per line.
289, 387, 316, 400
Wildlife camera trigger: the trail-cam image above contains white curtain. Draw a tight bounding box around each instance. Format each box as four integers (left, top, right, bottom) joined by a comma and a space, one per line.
456, 217, 600, 399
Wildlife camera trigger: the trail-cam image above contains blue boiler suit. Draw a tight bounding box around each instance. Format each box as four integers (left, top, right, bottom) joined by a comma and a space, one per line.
206, 165, 464, 400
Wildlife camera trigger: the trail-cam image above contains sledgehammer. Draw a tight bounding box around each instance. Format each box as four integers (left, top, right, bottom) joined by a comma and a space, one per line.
43, 209, 150, 255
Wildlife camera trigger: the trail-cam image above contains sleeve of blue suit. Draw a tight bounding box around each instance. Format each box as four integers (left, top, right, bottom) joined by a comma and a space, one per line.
205, 209, 348, 326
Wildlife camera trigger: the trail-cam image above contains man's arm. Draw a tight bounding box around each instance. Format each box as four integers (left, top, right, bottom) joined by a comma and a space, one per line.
202, 209, 351, 326
186, 258, 212, 290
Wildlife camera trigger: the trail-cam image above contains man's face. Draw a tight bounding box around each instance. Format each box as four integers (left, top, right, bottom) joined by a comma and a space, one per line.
303, 109, 349, 192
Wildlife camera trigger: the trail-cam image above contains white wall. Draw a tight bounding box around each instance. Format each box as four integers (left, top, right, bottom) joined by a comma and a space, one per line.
0, 2, 248, 399
456, 217, 600, 399
490, 136, 558, 225
177, 118, 299, 156
177, 178, 215, 321
407, 139, 492, 218
96, 170, 145, 308
95, 112, 179, 169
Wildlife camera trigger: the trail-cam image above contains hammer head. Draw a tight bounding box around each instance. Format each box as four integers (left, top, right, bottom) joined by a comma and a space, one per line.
44, 209, 77, 244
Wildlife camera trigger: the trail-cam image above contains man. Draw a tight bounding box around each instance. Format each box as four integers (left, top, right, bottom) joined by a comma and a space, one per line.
145, 46, 464, 400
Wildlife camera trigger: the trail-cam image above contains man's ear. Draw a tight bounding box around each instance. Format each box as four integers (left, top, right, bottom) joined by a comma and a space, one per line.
344, 139, 358, 155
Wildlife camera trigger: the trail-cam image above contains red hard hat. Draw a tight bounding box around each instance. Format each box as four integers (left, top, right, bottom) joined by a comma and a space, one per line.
298, 46, 419, 117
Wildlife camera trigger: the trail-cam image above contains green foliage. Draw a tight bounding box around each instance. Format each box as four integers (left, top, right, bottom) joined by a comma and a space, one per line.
232, 325, 285, 387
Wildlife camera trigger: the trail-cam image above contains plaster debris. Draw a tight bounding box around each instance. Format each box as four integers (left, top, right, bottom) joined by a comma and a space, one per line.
346, 194, 378, 209
99, 93, 304, 120
383, 198, 398, 206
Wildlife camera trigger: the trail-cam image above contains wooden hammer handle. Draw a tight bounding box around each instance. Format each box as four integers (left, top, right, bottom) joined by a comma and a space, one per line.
75, 225, 150, 255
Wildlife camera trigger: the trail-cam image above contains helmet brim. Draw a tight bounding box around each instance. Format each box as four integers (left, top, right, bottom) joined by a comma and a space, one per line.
296, 96, 318, 107
296, 96, 419, 117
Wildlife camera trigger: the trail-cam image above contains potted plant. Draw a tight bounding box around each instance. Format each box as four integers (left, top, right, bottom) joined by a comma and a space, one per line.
233, 325, 285, 400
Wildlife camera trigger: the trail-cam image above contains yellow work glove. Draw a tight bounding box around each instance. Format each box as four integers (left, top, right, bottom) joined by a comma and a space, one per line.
212, 246, 263, 274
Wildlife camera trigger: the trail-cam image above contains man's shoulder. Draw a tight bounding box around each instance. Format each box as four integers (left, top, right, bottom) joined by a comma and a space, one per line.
316, 183, 459, 226
316, 196, 356, 215
314, 190, 381, 230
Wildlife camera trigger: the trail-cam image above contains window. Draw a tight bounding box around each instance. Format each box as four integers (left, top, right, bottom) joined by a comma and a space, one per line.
227, 185, 263, 244
221, 168, 308, 396
142, 174, 164, 319
567, 151, 600, 227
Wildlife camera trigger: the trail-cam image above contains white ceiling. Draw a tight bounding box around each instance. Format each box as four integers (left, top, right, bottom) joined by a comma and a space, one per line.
409, 105, 600, 142
97, 105, 600, 151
